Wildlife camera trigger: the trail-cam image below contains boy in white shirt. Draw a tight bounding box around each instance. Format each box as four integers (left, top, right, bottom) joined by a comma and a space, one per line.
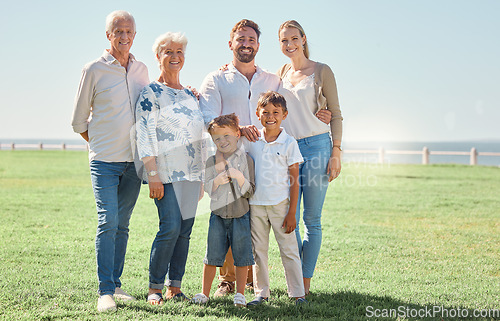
243, 91, 307, 305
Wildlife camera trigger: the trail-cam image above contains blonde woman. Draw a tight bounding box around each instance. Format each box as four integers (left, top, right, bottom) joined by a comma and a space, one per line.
277, 20, 343, 295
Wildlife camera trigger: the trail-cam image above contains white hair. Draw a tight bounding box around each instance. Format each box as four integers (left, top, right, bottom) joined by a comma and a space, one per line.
105, 10, 136, 33
152, 32, 188, 60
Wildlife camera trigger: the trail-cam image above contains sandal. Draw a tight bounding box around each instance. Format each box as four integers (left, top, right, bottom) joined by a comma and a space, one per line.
295, 297, 308, 305
247, 296, 268, 306
147, 292, 164, 305
171, 292, 189, 301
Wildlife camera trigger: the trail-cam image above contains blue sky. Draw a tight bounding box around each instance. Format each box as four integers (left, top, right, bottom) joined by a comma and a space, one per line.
1, 0, 499, 142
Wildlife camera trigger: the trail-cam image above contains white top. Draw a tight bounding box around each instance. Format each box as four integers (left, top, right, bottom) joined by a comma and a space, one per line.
279, 72, 331, 140
199, 63, 280, 127
243, 128, 303, 206
135, 81, 206, 184
72, 50, 149, 162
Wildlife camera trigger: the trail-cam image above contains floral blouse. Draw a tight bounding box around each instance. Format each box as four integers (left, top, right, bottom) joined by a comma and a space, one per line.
135, 81, 206, 184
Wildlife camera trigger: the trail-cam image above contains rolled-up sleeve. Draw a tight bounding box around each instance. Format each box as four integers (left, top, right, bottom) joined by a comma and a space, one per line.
71, 66, 94, 133
199, 73, 222, 125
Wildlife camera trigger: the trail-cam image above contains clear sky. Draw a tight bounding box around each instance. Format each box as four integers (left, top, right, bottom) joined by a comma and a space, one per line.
1, 0, 499, 142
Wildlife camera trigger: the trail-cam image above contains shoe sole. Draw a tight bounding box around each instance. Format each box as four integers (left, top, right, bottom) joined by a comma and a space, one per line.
97, 306, 117, 313
234, 303, 246, 307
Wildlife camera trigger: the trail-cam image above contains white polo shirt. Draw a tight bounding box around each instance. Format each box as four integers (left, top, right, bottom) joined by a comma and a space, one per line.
199, 63, 280, 127
243, 128, 303, 206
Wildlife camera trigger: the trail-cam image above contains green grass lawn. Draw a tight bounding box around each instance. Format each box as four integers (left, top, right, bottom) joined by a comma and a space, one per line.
0, 151, 498, 320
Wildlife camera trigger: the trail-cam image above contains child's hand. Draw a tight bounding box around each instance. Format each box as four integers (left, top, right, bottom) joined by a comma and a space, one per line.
213, 171, 230, 188
282, 211, 297, 234
226, 168, 245, 185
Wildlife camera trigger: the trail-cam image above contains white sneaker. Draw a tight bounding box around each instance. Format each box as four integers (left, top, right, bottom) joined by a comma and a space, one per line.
97, 294, 117, 312
114, 287, 136, 301
191, 293, 209, 304
234, 293, 246, 307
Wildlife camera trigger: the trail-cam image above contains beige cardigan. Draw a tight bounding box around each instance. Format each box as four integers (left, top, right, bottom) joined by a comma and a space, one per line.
277, 62, 343, 142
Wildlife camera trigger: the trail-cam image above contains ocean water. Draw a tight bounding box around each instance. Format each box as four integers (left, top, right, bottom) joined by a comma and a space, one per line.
1, 138, 500, 167
343, 141, 500, 167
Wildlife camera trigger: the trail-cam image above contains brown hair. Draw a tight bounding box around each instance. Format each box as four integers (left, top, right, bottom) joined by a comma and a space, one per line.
207, 113, 240, 134
278, 20, 309, 58
230, 19, 261, 41
257, 91, 287, 113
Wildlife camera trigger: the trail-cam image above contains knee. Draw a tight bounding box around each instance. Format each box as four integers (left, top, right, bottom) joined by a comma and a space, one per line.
303, 217, 322, 231
97, 212, 119, 233
157, 220, 181, 239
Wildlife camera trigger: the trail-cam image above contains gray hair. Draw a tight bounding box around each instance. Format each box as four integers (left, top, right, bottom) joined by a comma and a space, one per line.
105, 10, 136, 33
152, 32, 188, 60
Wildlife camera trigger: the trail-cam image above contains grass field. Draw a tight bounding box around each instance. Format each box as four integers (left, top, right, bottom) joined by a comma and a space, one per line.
0, 151, 498, 320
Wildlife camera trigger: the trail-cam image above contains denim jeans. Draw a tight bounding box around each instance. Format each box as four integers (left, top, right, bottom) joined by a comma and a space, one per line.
295, 132, 332, 279
204, 212, 254, 267
90, 160, 141, 296
149, 181, 199, 289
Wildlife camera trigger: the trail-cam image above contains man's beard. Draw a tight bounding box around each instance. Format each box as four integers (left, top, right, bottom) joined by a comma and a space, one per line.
235, 46, 256, 63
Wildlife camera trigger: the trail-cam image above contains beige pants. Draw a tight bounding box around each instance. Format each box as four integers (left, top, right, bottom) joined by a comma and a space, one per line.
250, 199, 305, 298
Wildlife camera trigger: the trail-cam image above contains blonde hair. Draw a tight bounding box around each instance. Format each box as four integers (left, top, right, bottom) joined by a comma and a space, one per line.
152, 32, 188, 61
105, 10, 135, 33
278, 20, 309, 59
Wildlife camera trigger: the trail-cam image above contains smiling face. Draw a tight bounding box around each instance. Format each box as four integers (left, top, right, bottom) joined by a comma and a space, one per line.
256, 103, 288, 131
157, 42, 185, 73
210, 125, 240, 156
229, 27, 259, 63
279, 27, 306, 59
106, 18, 136, 57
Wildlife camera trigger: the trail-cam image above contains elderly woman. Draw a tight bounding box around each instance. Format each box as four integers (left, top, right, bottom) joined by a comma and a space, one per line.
135, 32, 205, 305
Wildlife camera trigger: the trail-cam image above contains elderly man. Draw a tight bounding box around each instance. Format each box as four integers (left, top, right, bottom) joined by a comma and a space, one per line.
71, 10, 149, 312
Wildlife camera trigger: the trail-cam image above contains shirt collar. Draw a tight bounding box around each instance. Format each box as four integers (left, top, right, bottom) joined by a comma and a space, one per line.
226, 141, 246, 161
102, 50, 136, 66
258, 127, 288, 144
227, 62, 263, 76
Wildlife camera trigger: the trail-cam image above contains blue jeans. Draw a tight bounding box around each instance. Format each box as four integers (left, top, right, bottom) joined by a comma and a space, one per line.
204, 212, 254, 267
295, 133, 332, 279
149, 181, 199, 289
90, 161, 141, 296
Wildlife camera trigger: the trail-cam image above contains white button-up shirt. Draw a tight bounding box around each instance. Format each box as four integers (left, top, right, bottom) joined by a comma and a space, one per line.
72, 50, 149, 162
243, 128, 303, 206
199, 63, 280, 127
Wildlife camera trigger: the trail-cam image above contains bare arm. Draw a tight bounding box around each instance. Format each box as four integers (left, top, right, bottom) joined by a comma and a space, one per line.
142, 156, 164, 200
282, 163, 299, 234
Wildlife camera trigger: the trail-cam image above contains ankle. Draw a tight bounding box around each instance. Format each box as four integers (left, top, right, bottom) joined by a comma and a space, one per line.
149, 288, 162, 295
